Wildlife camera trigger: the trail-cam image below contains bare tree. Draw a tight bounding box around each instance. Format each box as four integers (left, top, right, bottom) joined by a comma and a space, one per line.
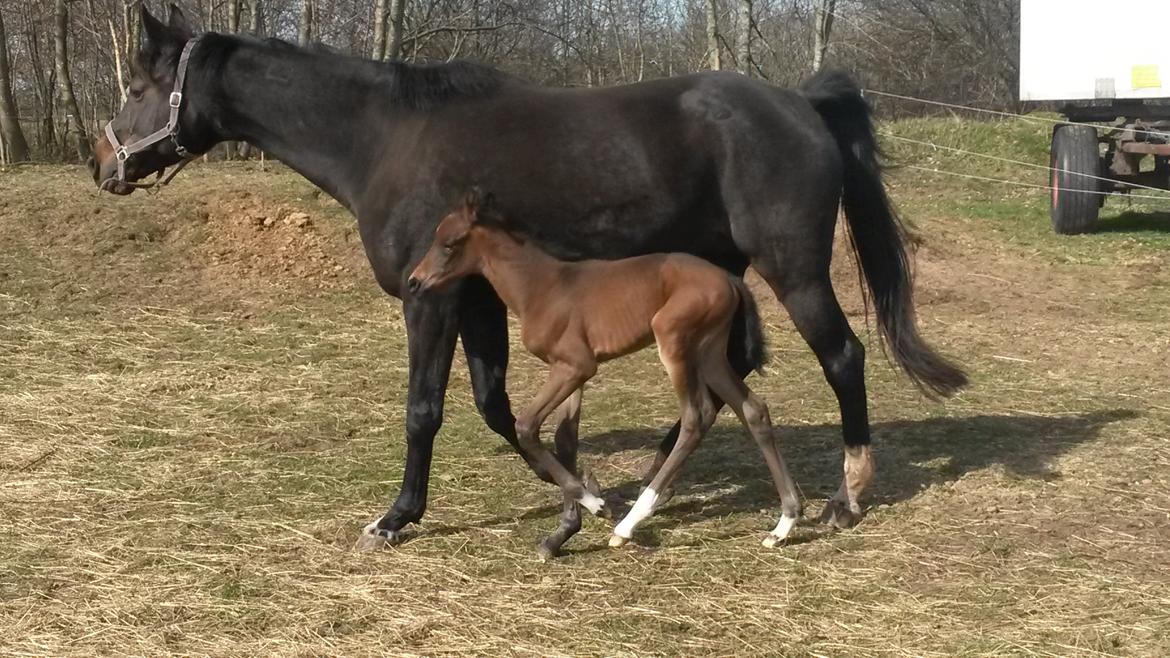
0, 7, 31, 163
298, 0, 313, 46
385, 0, 406, 60
705, 0, 720, 70
55, 0, 90, 161
812, 0, 836, 72
735, 0, 751, 76
371, 0, 388, 60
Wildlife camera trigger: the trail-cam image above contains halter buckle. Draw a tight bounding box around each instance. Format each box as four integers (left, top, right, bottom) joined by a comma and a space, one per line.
115, 145, 129, 162
169, 91, 183, 109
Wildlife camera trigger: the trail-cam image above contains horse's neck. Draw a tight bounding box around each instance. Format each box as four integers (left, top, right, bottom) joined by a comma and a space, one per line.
477, 232, 561, 317
207, 43, 389, 209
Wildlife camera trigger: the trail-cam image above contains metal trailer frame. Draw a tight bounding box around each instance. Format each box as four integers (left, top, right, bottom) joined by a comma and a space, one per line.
1019, 0, 1170, 233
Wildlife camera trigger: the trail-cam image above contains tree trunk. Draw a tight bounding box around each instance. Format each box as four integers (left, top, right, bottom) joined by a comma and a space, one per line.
237, 0, 263, 160
812, 0, 836, 72
0, 9, 31, 163
223, 0, 241, 160
371, 0, 388, 60
384, 0, 406, 60
735, 0, 751, 76
298, 0, 313, 46
705, 0, 721, 71
55, 0, 90, 161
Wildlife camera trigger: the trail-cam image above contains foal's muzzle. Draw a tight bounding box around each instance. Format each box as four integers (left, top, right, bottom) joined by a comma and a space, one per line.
407, 276, 423, 294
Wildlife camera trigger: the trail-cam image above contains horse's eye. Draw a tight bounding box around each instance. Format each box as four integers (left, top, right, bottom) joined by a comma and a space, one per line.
129, 87, 143, 100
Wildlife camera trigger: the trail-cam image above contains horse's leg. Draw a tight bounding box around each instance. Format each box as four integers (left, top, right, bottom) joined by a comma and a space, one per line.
701, 341, 802, 547
611, 339, 715, 546
537, 387, 586, 560
355, 295, 459, 550
770, 276, 872, 529
458, 279, 556, 485
515, 365, 606, 518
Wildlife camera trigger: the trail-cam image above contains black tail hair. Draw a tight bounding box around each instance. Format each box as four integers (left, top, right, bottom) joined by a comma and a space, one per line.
800, 68, 968, 398
730, 277, 768, 375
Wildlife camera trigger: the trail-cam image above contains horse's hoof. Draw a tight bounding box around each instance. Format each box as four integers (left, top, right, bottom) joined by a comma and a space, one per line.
536, 543, 557, 562
608, 534, 628, 548
354, 522, 401, 551
819, 500, 860, 529
762, 534, 781, 548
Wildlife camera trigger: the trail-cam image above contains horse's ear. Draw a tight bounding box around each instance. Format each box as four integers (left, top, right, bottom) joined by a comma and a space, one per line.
167, 4, 194, 40
463, 187, 483, 218
140, 5, 169, 55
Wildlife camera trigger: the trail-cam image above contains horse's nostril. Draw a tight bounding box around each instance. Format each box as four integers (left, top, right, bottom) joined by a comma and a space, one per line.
408, 277, 422, 294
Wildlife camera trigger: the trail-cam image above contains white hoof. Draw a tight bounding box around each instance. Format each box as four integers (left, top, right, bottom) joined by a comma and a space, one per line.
762, 534, 781, 548
608, 534, 629, 548
354, 522, 401, 551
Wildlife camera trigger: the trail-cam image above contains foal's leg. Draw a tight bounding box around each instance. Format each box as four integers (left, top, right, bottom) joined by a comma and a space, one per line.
611, 346, 714, 546
640, 294, 755, 503
537, 387, 587, 560
515, 365, 606, 516
701, 345, 803, 547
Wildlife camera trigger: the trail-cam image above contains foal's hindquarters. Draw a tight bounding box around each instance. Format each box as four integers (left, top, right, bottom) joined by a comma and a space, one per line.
608, 281, 803, 548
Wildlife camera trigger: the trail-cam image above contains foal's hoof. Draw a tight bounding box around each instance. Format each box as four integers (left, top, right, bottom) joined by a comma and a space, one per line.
354, 522, 402, 551
608, 534, 629, 548
762, 515, 799, 548
819, 500, 861, 529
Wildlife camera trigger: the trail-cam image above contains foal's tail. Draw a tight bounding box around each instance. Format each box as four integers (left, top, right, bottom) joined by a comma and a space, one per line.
800, 68, 968, 398
730, 277, 768, 375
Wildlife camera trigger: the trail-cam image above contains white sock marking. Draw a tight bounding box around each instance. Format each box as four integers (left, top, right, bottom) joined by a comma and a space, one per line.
614, 487, 659, 539
771, 515, 798, 541
578, 491, 605, 515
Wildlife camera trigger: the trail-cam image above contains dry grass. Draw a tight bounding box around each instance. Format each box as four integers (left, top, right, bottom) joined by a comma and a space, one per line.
1, 161, 1169, 657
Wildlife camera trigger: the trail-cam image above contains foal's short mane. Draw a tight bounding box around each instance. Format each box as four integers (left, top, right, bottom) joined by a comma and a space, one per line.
206, 33, 522, 111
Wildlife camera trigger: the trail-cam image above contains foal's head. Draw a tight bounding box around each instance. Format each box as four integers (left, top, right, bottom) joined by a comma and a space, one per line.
408, 189, 503, 294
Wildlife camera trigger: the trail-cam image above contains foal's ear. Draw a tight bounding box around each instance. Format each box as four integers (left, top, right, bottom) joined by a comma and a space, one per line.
463, 187, 497, 223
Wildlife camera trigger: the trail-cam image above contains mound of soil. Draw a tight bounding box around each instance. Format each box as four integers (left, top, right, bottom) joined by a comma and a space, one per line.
186, 189, 370, 298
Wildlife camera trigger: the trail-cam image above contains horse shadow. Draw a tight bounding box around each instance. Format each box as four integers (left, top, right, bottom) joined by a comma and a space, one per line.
444, 409, 1135, 545
573, 409, 1137, 525
1097, 210, 1170, 234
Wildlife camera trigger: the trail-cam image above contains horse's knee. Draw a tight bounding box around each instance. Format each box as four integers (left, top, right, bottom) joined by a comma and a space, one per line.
515, 416, 539, 445
477, 388, 516, 436
825, 337, 865, 388
405, 399, 443, 440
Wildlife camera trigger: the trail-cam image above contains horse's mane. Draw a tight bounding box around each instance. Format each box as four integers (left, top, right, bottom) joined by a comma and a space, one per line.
225, 34, 521, 111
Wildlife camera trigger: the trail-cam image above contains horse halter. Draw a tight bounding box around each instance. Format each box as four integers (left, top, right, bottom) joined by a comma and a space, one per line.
101, 38, 198, 193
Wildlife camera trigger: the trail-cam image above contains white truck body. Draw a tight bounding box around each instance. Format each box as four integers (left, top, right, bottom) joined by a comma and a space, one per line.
1019, 0, 1170, 102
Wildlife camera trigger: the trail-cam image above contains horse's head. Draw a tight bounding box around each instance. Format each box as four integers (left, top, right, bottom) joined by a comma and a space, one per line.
409, 189, 501, 294
90, 4, 197, 194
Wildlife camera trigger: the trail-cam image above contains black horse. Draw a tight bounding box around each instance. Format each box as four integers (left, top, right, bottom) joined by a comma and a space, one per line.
91, 5, 966, 553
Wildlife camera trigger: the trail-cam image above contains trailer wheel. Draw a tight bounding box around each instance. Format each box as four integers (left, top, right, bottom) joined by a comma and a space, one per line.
1050, 124, 1103, 235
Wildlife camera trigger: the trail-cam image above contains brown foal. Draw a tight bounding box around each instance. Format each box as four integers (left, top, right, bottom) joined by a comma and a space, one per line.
409, 190, 802, 556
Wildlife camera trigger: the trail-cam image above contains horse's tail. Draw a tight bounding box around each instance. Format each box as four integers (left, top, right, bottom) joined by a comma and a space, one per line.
800, 68, 967, 398
730, 277, 768, 375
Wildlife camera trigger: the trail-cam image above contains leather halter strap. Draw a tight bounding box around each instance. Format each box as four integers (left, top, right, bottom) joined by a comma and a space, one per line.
102, 38, 198, 190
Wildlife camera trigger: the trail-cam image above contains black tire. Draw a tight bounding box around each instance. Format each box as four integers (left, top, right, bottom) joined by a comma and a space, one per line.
1050, 124, 1103, 235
